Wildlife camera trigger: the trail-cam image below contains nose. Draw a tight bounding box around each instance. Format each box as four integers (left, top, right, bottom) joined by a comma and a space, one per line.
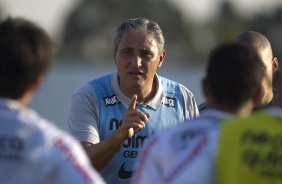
131, 55, 142, 67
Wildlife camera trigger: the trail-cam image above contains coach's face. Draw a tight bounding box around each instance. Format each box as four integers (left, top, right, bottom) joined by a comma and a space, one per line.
114, 31, 165, 98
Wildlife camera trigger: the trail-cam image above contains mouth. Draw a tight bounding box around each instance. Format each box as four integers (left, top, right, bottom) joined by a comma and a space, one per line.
128, 71, 144, 76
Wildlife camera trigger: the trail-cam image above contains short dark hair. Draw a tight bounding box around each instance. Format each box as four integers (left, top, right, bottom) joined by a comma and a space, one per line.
0, 17, 53, 99
204, 43, 264, 109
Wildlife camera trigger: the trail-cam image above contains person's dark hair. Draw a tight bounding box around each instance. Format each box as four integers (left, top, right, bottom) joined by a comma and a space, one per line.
204, 43, 264, 109
113, 17, 165, 53
0, 17, 53, 99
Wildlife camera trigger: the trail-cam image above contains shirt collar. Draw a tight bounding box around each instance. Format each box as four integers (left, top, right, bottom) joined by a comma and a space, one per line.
0, 97, 22, 111
200, 108, 233, 120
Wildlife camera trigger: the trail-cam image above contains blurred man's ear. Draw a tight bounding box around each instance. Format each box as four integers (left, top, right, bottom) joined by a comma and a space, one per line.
272, 57, 279, 73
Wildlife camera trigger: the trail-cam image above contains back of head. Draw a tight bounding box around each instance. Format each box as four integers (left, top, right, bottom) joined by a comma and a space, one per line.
0, 17, 53, 99
113, 17, 165, 52
205, 43, 264, 110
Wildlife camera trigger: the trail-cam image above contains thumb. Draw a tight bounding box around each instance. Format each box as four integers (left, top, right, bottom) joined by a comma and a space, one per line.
128, 94, 137, 110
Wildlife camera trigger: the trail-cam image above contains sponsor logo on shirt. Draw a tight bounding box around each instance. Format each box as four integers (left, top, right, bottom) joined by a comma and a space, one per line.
0, 135, 24, 161
241, 130, 282, 178
118, 162, 132, 179
104, 95, 120, 106
109, 118, 148, 149
123, 135, 147, 149
109, 118, 148, 179
162, 96, 176, 108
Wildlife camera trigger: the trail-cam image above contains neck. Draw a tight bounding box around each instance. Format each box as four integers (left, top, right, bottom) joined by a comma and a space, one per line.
120, 77, 157, 102
138, 83, 156, 102
207, 100, 255, 117
17, 92, 32, 107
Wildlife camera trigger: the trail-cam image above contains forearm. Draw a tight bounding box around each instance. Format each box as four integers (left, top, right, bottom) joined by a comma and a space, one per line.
81, 128, 127, 171
81, 95, 148, 171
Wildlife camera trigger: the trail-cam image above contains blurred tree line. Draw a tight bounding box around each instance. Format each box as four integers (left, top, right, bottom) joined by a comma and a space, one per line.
2, 0, 281, 65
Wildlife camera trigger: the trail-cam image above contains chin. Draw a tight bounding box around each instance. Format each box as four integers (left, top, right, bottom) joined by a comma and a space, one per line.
128, 82, 143, 91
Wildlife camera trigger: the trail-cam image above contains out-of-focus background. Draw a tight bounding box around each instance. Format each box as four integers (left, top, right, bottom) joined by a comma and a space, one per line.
1, 0, 281, 130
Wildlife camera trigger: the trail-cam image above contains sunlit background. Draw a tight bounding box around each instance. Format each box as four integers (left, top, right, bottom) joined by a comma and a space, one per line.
1, 0, 281, 129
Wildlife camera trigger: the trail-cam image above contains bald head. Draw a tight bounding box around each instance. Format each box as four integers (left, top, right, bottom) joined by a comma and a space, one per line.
234, 31, 273, 59
234, 31, 278, 106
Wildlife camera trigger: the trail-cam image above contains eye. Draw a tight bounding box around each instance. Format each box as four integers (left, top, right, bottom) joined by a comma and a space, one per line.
121, 49, 133, 57
260, 62, 266, 71
140, 50, 153, 59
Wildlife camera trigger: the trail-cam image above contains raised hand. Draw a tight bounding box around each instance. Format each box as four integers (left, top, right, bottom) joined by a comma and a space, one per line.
120, 95, 150, 139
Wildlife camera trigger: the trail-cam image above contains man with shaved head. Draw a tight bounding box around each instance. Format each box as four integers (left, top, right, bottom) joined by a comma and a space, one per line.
199, 31, 279, 112
234, 31, 279, 109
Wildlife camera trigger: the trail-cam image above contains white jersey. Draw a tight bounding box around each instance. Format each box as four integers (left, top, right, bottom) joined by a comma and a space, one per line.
0, 98, 105, 184
132, 109, 231, 184
133, 107, 282, 184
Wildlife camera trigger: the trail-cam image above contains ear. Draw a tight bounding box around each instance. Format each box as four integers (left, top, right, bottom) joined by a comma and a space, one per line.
157, 51, 166, 68
113, 49, 117, 65
272, 57, 279, 73
113, 49, 117, 58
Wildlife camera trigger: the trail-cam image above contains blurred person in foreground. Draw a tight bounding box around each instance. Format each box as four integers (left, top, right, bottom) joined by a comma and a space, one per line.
0, 17, 105, 184
198, 31, 279, 112
132, 42, 264, 184
216, 72, 282, 184
67, 17, 199, 184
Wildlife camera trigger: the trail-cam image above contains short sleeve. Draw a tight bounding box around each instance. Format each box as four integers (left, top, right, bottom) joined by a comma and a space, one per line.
179, 84, 200, 120
67, 84, 100, 144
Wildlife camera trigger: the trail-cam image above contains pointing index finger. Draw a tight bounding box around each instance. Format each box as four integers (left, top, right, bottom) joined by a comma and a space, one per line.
128, 95, 137, 110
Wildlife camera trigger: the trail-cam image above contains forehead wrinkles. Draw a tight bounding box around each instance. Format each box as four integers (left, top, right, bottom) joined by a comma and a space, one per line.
119, 31, 159, 51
